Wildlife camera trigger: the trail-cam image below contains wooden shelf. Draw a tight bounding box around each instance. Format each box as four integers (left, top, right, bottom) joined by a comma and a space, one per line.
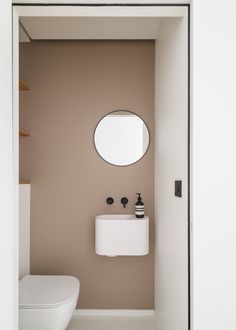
19, 79, 30, 91
19, 180, 31, 185
19, 128, 30, 137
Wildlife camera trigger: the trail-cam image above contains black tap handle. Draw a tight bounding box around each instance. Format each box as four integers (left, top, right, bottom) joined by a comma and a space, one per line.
106, 197, 114, 205
121, 197, 128, 208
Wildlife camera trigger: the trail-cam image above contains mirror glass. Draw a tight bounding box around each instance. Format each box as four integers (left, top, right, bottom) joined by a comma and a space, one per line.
94, 110, 150, 166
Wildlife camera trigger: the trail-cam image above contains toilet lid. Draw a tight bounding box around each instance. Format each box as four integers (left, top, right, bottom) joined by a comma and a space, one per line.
19, 275, 80, 309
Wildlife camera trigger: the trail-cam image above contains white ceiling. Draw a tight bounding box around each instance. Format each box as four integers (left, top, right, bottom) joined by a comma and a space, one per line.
20, 17, 162, 40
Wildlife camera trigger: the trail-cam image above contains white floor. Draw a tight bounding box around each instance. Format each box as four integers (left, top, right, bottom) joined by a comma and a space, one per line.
66, 315, 158, 330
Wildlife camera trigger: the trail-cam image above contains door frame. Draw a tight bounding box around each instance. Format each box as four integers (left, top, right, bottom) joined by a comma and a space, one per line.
12, 3, 191, 330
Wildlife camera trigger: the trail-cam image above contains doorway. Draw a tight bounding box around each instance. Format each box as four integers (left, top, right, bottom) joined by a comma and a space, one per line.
13, 4, 191, 330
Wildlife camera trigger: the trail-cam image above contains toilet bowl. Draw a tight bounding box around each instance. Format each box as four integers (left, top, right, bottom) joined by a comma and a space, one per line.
19, 275, 80, 330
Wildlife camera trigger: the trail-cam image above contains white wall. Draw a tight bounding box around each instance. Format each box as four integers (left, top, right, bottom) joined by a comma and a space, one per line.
192, 1, 236, 329
0, 1, 17, 330
19, 185, 30, 279
155, 14, 189, 330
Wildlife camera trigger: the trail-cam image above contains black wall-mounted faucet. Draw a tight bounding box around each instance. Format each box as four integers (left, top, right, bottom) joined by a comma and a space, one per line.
121, 197, 128, 208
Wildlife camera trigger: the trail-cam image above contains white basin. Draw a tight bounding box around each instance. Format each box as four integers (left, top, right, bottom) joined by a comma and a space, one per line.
95, 214, 149, 257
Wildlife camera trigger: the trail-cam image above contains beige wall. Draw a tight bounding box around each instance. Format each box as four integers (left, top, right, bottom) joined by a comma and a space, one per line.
20, 40, 155, 309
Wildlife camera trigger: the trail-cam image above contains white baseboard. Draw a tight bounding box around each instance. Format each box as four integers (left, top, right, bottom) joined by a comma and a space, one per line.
74, 309, 155, 317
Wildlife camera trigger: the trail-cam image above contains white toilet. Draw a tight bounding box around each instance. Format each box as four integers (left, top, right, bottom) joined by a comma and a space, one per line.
19, 275, 80, 330
19, 185, 80, 330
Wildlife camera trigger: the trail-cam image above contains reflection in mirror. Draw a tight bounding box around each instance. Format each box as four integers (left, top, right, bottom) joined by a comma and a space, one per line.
94, 111, 150, 166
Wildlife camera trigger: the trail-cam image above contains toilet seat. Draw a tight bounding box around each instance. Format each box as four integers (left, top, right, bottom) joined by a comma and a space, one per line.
19, 275, 80, 310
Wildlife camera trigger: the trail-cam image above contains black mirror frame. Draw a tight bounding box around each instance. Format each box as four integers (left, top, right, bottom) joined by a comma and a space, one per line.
93, 109, 150, 167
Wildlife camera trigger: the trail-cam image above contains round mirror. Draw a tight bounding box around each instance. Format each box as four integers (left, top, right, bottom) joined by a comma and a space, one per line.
94, 110, 150, 166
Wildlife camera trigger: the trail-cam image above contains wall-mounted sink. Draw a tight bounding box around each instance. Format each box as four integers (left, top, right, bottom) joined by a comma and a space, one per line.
95, 214, 149, 257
